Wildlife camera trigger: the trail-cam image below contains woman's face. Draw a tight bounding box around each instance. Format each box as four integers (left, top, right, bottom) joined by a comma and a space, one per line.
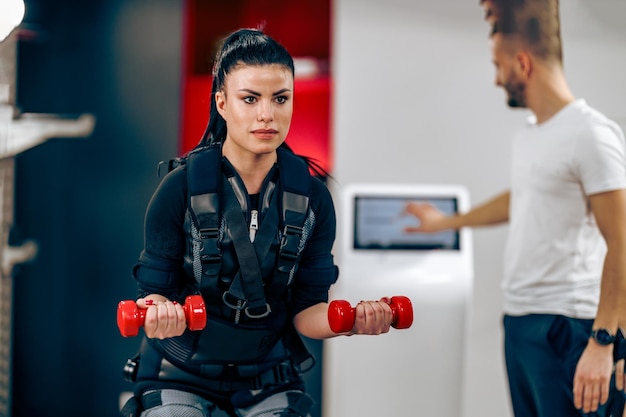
216, 64, 294, 158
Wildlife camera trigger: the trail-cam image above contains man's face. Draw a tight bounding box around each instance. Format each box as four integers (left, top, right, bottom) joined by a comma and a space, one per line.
490, 34, 527, 108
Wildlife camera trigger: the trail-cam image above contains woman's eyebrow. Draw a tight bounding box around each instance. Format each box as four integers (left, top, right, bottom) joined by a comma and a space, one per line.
272, 88, 292, 96
237, 88, 292, 96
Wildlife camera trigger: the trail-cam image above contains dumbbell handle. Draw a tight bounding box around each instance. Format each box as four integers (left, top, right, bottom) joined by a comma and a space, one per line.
117, 294, 207, 337
328, 296, 414, 334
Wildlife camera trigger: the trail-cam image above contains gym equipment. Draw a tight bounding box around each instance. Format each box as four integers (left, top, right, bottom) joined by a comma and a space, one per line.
323, 183, 474, 417
117, 295, 207, 337
328, 296, 414, 333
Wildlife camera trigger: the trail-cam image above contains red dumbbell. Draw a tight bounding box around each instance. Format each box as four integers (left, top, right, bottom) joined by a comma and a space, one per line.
328, 296, 414, 334
117, 295, 207, 337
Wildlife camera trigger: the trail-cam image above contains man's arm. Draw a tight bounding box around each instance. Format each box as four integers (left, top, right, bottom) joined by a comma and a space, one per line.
404, 190, 510, 232
573, 188, 626, 413
590, 188, 626, 346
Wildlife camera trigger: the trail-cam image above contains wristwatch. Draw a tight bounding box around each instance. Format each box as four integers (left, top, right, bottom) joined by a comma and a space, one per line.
590, 328, 616, 345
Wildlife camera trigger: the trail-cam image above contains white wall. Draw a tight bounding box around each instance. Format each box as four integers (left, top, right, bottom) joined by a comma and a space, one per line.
331, 1, 626, 416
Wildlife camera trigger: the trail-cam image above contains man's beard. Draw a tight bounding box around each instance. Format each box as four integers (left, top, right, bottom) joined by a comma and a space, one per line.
505, 80, 527, 108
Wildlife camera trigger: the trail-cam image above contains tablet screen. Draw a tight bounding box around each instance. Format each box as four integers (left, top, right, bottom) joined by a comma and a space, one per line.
353, 196, 460, 250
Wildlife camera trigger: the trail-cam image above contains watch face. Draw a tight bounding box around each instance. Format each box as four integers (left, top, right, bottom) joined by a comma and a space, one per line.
593, 329, 615, 345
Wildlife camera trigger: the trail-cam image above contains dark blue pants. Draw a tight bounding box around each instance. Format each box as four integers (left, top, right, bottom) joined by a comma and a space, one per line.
503, 314, 625, 417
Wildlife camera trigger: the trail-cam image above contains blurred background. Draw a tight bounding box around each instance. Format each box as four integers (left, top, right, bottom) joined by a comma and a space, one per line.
11, 1, 180, 416
3, 0, 625, 416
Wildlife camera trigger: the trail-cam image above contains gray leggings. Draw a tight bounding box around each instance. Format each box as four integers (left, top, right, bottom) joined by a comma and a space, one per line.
139, 389, 313, 417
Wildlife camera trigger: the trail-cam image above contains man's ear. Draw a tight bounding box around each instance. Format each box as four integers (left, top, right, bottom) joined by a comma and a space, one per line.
517, 52, 532, 79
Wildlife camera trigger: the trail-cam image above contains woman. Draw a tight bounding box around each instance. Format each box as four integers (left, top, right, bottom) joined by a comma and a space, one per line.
121, 28, 393, 417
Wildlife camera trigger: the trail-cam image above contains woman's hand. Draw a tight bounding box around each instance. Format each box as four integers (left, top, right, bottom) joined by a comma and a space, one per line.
294, 299, 394, 339
136, 294, 187, 339
349, 298, 394, 335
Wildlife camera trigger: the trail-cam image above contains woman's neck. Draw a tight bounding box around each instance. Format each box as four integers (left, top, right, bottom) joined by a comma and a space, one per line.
222, 143, 277, 194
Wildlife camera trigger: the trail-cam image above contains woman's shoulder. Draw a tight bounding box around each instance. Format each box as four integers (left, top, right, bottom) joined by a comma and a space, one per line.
309, 176, 335, 210
152, 162, 188, 201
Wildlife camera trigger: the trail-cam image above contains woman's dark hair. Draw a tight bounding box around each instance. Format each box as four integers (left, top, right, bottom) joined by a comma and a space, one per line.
199, 28, 294, 146
195, 28, 330, 178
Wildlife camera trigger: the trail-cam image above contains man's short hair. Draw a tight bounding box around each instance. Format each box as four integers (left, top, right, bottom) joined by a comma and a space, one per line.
481, 0, 563, 63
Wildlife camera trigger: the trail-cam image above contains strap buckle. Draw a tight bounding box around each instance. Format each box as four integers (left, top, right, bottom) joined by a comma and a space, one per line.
199, 227, 219, 240
279, 224, 303, 265
245, 303, 272, 319
222, 291, 246, 310
250, 362, 292, 390
198, 228, 221, 265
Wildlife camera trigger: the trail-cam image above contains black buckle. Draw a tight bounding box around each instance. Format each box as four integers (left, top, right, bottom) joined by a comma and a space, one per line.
222, 291, 246, 310
282, 224, 303, 241
296, 355, 316, 374
199, 227, 219, 240
199, 228, 221, 265
123, 357, 139, 382
245, 303, 272, 319
279, 225, 303, 263
250, 362, 291, 390
279, 250, 298, 263
200, 253, 221, 264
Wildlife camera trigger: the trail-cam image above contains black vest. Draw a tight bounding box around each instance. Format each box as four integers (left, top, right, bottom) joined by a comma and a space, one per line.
152, 144, 313, 376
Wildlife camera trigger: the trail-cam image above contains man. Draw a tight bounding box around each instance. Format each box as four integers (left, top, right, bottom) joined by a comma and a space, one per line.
404, 1, 626, 415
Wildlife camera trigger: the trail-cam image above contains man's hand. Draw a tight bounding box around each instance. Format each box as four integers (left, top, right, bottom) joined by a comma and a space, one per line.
403, 202, 447, 233
573, 341, 614, 413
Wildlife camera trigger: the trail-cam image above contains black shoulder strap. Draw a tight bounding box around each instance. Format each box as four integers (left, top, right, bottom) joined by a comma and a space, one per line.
187, 145, 222, 282
273, 149, 315, 367
267, 148, 311, 299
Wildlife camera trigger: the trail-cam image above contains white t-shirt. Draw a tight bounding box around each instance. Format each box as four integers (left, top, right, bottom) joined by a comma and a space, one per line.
502, 99, 626, 318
